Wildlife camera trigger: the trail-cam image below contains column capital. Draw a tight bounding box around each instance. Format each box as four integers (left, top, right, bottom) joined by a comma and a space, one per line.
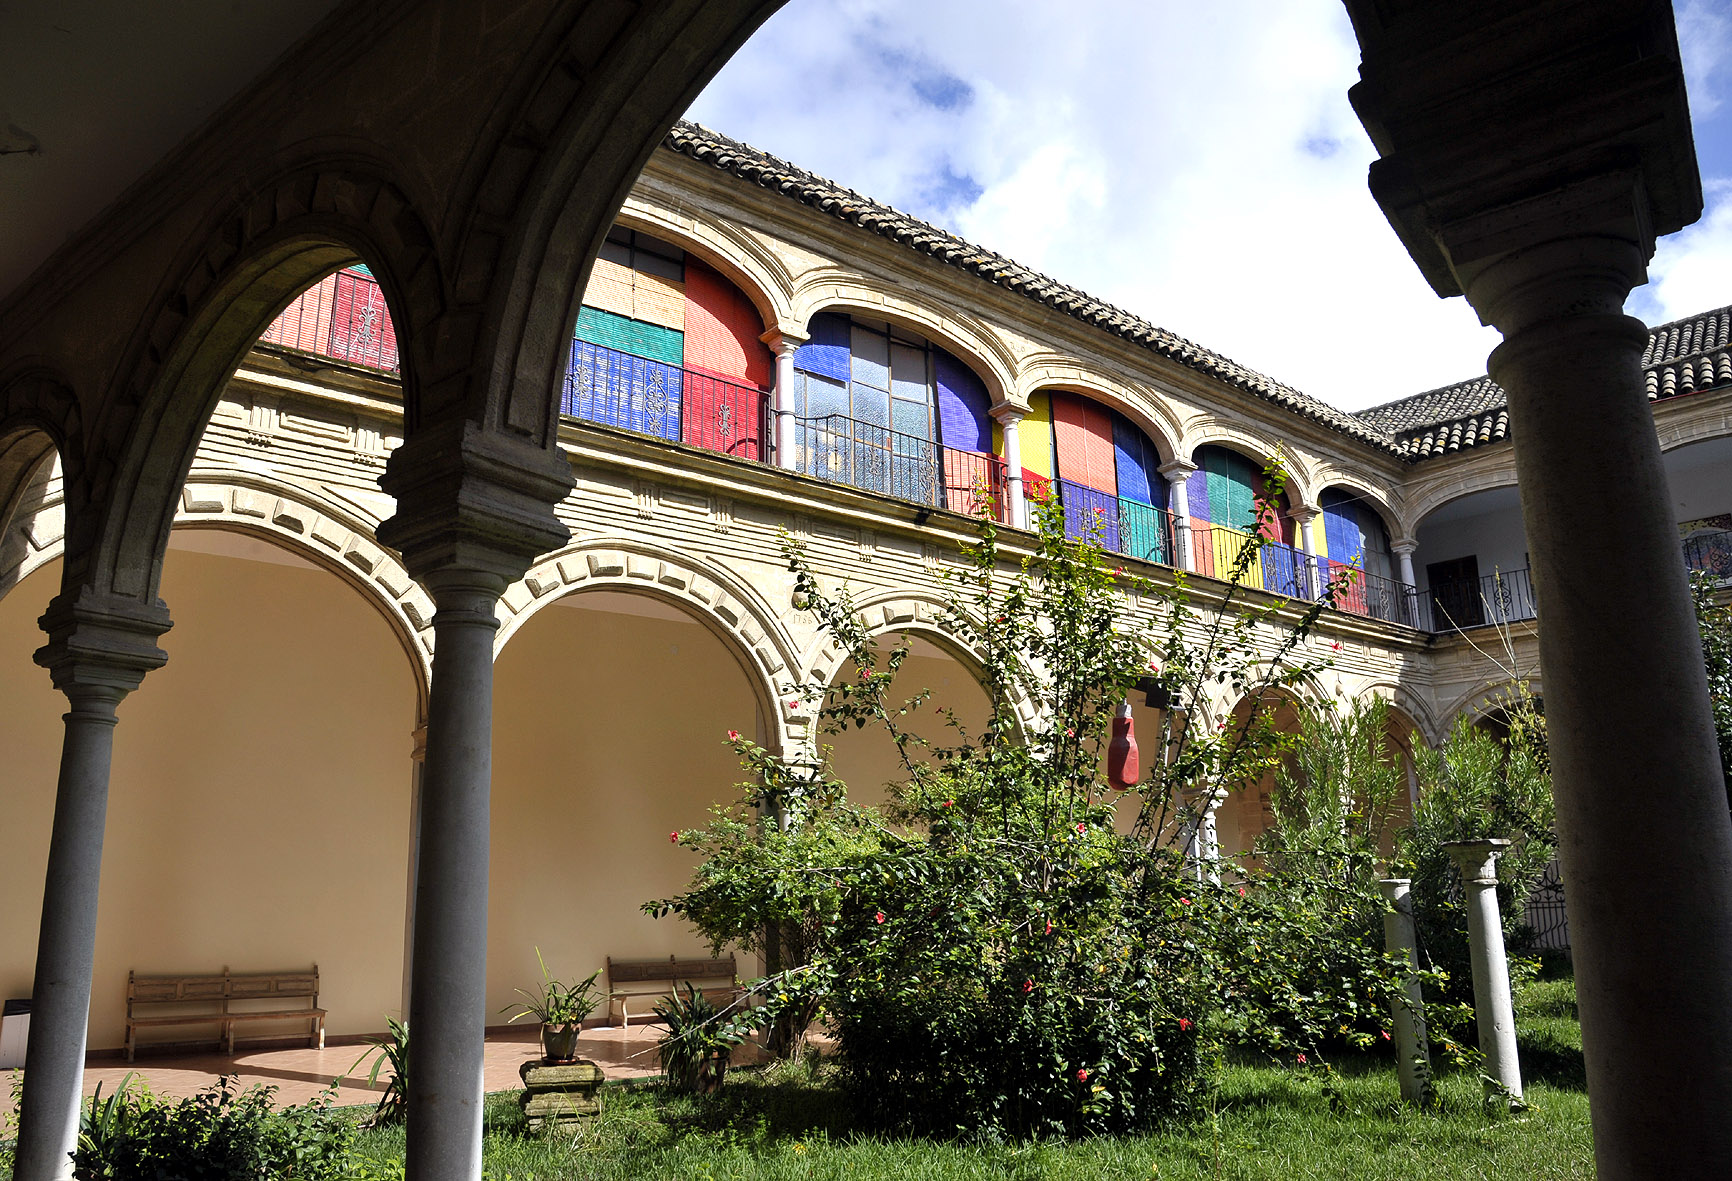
378, 419, 573, 588
34, 586, 172, 705
759, 327, 808, 356
1157, 458, 1197, 481
1442, 838, 1511, 884
1390, 536, 1418, 556
989, 400, 1029, 424
1289, 504, 1321, 525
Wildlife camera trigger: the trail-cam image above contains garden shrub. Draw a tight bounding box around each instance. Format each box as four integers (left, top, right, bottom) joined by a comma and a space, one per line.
70, 1075, 356, 1181
1691, 570, 1732, 808
651, 489, 1422, 1136
1394, 700, 1554, 1030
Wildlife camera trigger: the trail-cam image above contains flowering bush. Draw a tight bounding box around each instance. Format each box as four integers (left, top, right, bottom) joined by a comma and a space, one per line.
650, 484, 1420, 1135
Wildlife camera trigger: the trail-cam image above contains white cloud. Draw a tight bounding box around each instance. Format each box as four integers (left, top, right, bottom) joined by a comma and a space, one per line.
690, 0, 1732, 414
1638, 180, 1732, 324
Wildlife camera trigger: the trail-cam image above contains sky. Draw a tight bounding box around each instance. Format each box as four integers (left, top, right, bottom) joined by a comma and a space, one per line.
686, 0, 1732, 413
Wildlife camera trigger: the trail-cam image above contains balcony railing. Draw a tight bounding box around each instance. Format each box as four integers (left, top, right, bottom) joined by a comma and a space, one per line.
563, 341, 771, 463
258, 268, 400, 373
1052, 478, 1177, 566
1421, 566, 1538, 632
796, 414, 1010, 522
1685, 529, 1732, 582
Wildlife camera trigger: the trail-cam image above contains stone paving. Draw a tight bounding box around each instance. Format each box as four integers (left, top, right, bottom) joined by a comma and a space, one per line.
0, 1024, 726, 1115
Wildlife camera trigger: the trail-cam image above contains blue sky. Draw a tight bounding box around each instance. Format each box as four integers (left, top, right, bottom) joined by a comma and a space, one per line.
687, 0, 1732, 412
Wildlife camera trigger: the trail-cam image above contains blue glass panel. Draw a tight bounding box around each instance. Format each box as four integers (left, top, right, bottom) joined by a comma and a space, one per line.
934, 349, 991, 453
1060, 480, 1121, 552
1111, 410, 1167, 507
562, 341, 681, 441
850, 323, 890, 390
794, 313, 850, 381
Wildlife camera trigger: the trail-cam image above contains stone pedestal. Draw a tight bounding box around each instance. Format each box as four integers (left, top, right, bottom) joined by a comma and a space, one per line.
519, 1059, 604, 1133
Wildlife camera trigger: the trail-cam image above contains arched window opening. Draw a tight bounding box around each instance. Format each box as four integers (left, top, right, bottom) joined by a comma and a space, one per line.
258, 262, 399, 373
1019, 390, 1173, 565
564, 225, 775, 461
1317, 489, 1402, 623
792, 313, 1007, 519
1185, 446, 1304, 596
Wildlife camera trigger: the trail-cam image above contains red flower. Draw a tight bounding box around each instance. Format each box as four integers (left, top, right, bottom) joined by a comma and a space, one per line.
669, 831, 679, 844
1113, 567, 1125, 577
943, 799, 955, 808
1148, 660, 1161, 673
1380, 1030, 1392, 1041
726, 730, 740, 741
1076, 822, 1086, 834
1022, 979, 1034, 993
859, 668, 871, 680
1045, 920, 1055, 934
875, 911, 886, 924
787, 699, 801, 710
1065, 727, 1075, 737
1076, 1068, 1089, 1081
1178, 1017, 1193, 1031
1297, 1053, 1307, 1065
1329, 641, 1342, 652
1237, 887, 1246, 897
1179, 897, 1191, 906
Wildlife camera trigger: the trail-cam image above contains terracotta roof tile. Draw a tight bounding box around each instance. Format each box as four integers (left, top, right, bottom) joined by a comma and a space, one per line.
664, 122, 1401, 455
1357, 303, 1732, 460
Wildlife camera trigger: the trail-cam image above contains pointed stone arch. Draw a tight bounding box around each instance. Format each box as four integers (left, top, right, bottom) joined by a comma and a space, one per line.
499, 539, 801, 754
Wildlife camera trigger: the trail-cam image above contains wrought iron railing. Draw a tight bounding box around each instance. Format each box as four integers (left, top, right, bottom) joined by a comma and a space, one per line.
1316, 559, 1424, 628
563, 341, 771, 462
258, 268, 400, 372
1684, 528, 1732, 582
795, 414, 1009, 522
1425, 566, 1539, 632
1051, 478, 1176, 566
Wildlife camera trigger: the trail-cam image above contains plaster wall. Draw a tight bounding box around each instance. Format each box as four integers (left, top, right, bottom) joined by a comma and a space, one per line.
1664, 437, 1732, 528
487, 593, 769, 1018
1413, 495, 1529, 594
0, 539, 417, 1052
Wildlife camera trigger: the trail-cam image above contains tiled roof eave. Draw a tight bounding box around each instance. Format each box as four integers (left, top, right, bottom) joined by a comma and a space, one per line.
663, 122, 1404, 458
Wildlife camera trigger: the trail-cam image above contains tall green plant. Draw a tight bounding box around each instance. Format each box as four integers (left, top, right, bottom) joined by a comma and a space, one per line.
651, 480, 1420, 1134
1691, 570, 1732, 808
1396, 698, 1554, 1024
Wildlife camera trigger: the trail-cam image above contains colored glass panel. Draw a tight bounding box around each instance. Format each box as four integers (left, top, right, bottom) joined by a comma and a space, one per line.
1111, 411, 1165, 507
1020, 390, 1055, 481
935, 349, 991, 453
1051, 392, 1116, 492
575, 305, 683, 367
794, 313, 851, 381
681, 259, 772, 388
563, 340, 682, 440
329, 271, 399, 370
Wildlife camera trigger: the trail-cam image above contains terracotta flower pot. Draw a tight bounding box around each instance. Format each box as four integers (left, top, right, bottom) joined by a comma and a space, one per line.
542, 1023, 582, 1063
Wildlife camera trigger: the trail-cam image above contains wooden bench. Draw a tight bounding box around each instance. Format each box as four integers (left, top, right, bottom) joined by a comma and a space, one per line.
126, 967, 325, 1061
604, 955, 737, 1028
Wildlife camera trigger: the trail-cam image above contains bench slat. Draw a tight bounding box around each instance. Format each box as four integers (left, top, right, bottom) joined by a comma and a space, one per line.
227, 1008, 328, 1022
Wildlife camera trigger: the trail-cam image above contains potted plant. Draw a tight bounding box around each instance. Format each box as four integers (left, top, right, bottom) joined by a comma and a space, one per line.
501, 949, 602, 1063
653, 981, 749, 1094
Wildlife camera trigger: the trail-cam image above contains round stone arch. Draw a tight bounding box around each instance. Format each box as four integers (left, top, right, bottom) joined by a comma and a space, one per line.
800, 590, 1042, 741
1180, 428, 1315, 508
788, 275, 1017, 404
1349, 678, 1443, 749
86, 156, 445, 617
0, 367, 85, 559
1011, 365, 1184, 465
498, 540, 801, 755
1440, 677, 1542, 733
1407, 470, 1521, 531
612, 201, 796, 335
0, 471, 433, 710
1311, 476, 1405, 546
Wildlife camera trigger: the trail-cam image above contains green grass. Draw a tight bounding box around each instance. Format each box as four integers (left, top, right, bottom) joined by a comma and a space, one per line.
349, 979, 1593, 1181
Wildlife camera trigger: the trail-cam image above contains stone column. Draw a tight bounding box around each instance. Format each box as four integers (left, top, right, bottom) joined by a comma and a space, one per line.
1390, 538, 1418, 627
761, 330, 805, 473
992, 405, 1028, 529
1159, 459, 1196, 572
1289, 505, 1321, 600
1377, 878, 1431, 1107
379, 422, 572, 1181
1177, 785, 1225, 884
1443, 840, 1521, 1104
15, 593, 169, 1181
1444, 179, 1732, 1164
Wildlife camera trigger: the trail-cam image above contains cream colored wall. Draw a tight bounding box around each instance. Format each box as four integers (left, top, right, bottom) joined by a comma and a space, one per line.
488, 592, 769, 1021
0, 536, 418, 1051
822, 640, 992, 812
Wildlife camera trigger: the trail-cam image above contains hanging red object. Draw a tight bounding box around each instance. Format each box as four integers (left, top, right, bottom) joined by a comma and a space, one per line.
1108, 701, 1139, 790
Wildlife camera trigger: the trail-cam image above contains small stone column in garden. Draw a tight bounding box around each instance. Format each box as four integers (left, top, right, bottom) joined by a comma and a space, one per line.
1443, 839, 1522, 1104
519, 1059, 604, 1133
1378, 878, 1432, 1106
